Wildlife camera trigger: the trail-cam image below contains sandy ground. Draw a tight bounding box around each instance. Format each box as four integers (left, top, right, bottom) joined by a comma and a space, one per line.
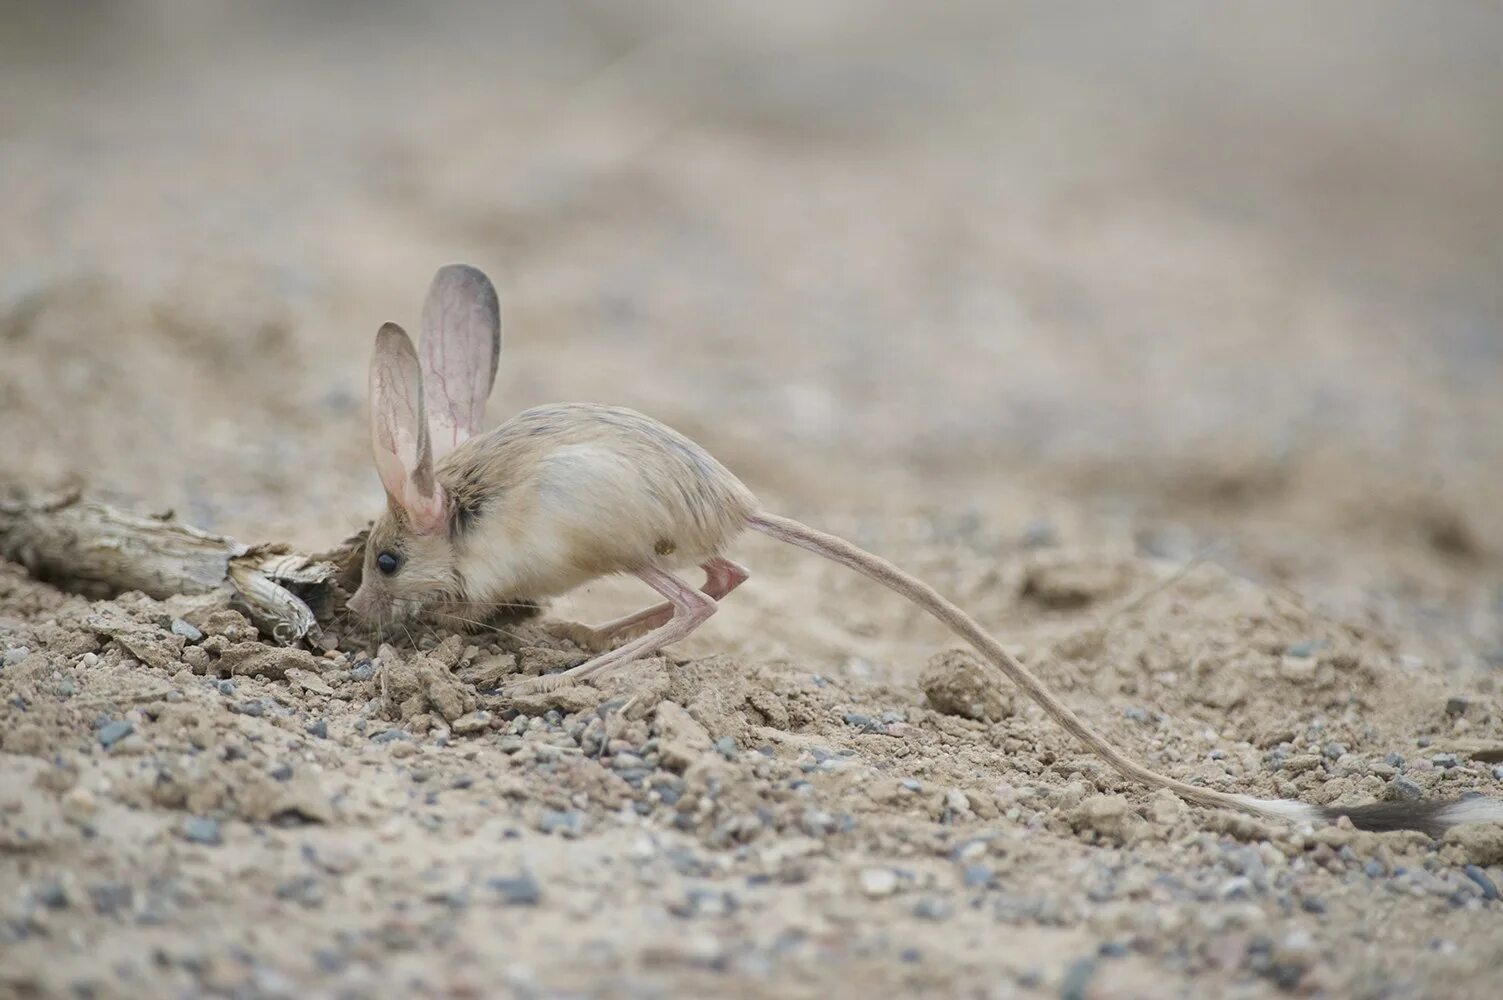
2, 3, 1503, 997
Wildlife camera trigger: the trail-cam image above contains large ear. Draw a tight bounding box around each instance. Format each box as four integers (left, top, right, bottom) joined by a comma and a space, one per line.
419, 264, 501, 459
370, 322, 448, 534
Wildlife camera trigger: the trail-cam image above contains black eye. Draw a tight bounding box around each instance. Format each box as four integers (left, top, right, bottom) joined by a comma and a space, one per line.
376, 551, 401, 575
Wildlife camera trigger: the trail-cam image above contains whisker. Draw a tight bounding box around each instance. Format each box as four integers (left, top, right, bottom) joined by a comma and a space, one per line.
425, 611, 529, 645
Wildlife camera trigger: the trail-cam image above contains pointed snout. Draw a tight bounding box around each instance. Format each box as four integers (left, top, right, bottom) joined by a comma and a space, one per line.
346, 586, 380, 621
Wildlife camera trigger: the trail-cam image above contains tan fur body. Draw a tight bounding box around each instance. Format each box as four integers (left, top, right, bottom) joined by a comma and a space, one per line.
430, 403, 753, 604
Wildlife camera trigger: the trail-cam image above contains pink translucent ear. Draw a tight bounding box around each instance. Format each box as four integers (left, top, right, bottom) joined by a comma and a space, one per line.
369, 323, 449, 534
420, 264, 501, 459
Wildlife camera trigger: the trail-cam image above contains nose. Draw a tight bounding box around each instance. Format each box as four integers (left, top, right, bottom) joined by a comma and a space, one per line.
347, 588, 373, 619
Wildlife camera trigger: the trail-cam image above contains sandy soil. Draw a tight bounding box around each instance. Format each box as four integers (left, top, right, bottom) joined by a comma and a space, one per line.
3, 4, 1502, 998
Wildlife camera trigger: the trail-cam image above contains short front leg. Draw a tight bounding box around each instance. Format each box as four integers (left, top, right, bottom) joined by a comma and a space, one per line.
508, 566, 718, 694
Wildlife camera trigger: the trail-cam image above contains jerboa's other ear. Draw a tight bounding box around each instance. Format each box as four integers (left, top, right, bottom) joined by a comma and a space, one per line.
420, 264, 501, 459
370, 322, 448, 534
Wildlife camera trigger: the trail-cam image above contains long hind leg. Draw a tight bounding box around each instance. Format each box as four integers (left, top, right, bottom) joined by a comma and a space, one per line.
565, 557, 748, 650
509, 567, 717, 693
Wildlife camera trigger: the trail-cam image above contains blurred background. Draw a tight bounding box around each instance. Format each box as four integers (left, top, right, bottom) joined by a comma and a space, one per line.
2, 0, 1500, 657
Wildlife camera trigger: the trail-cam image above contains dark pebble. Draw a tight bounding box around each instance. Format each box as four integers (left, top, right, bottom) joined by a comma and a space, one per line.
313, 949, 346, 974
963, 863, 995, 889
371, 729, 408, 744
486, 872, 541, 906
350, 661, 374, 681
1463, 865, 1500, 901
538, 810, 584, 837
1432, 753, 1460, 769
1097, 941, 1129, 958
899, 948, 922, 964
35, 882, 70, 910
1389, 776, 1424, 801
270, 764, 293, 782
1417, 736, 1432, 748
181, 817, 222, 846
89, 883, 133, 916
673, 889, 738, 918
912, 898, 953, 921
842, 713, 874, 728
96, 720, 133, 749
1021, 519, 1058, 548
1059, 958, 1097, 1000
1300, 896, 1327, 914
276, 876, 325, 908
306, 719, 328, 739
217, 681, 235, 696
1444, 696, 1471, 717
1384, 752, 1405, 768
231, 700, 265, 717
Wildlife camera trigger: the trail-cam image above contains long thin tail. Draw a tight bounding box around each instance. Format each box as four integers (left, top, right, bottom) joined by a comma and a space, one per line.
748, 511, 1503, 835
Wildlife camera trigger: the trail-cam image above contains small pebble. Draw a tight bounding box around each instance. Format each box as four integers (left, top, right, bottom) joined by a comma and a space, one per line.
269, 763, 293, 781
486, 872, 541, 906
231, 700, 265, 717
538, 810, 584, 837
170, 619, 204, 643
89, 883, 132, 916
859, 868, 899, 898
1444, 696, 1471, 717
1462, 865, 1500, 901
306, 719, 328, 739
714, 737, 737, 760
96, 719, 133, 749
1059, 958, 1098, 1000
181, 817, 222, 846
34, 882, 69, 910
217, 680, 235, 695
450, 711, 491, 735
351, 660, 375, 681
912, 898, 952, 921
963, 863, 995, 889
371, 729, 408, 744
1389, 776, 1424, 801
